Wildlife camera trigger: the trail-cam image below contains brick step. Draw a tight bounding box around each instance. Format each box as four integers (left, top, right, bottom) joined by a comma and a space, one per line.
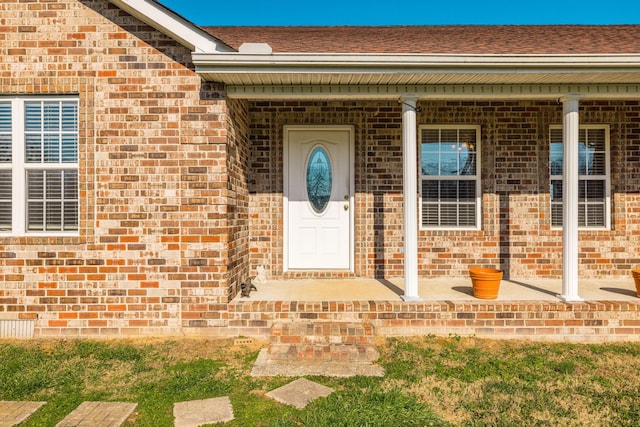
268, 343, 380, 362
267, 321, 379, 362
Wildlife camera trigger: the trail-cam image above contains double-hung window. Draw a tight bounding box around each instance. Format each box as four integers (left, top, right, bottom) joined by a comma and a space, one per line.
419, 125, 481, 229
549, 125, 610, 228
0, 97, 79, 236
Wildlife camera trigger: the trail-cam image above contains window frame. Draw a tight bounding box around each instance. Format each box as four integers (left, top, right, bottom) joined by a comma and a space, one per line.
549, 124, 611, 230
0, 96, 79, 237
418, 124, 482, 230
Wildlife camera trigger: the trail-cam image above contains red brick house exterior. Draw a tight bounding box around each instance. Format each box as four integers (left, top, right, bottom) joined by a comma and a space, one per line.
2, 0, 640, 340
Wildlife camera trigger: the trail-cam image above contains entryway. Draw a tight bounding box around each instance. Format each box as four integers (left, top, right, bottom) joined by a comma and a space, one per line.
284, 126, 354, 271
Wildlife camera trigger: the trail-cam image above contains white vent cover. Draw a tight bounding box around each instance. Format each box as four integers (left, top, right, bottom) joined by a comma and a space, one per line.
0, 320, 35, 338
238, 43, 273, 54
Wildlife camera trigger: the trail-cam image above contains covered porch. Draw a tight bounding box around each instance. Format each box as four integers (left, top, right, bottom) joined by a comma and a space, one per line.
191, 31, 640, 304
227, 277, 640, 342
227, 87, 640, 302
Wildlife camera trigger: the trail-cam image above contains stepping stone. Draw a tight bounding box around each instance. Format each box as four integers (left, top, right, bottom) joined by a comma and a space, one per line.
173, 396, 234, 427
56, 401, 137, 427
0, 401, 46, 426
266, 378, 334, 409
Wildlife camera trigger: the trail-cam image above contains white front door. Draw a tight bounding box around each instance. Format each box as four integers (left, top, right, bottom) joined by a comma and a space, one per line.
285, 126, 353, 270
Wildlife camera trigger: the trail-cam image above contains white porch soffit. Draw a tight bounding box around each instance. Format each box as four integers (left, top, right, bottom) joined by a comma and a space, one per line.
191, 52, 640, 100
108, 0, 234, 53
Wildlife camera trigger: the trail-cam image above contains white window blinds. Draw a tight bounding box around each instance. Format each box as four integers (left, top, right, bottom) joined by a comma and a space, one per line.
549, 126, 609, 228
0, 97, 79, 235
0, 101, 11, 232
24, 101, 79, 232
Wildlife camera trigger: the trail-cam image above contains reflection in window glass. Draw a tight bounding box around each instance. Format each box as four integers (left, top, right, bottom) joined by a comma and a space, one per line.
420, 126, 479, 228
306, 146, 332, 214
549, 126, 608, 228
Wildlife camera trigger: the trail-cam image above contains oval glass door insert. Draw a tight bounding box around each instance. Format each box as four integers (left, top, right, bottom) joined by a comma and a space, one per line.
306, 146, 332, 213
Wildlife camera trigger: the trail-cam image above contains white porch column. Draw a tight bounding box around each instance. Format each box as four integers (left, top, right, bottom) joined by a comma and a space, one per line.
400, 96, 421, 302
559, 96, 583, 302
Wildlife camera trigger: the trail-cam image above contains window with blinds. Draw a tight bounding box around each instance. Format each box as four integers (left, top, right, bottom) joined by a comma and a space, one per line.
0, 98, 79, 235
0, 101, 11, 232
549, 125, 609, 228
419, 125, 481, 229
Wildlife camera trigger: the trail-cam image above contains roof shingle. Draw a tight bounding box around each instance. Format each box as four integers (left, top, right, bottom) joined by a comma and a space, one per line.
202, 25, 640, 55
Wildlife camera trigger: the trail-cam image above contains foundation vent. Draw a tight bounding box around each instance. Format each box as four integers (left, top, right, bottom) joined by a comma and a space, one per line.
0, 320, 35, 338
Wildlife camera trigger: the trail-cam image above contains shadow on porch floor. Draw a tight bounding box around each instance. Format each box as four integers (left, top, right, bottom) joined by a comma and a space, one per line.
234, 277, 639, 302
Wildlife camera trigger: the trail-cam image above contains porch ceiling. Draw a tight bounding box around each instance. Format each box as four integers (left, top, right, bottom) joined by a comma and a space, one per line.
197, 71, 640, 87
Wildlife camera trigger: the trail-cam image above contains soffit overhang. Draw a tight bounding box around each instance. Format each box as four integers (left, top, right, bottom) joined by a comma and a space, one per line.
193, 52, 640, 99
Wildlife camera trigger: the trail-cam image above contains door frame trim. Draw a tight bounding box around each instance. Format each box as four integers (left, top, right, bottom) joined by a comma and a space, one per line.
283, 125, 355, 272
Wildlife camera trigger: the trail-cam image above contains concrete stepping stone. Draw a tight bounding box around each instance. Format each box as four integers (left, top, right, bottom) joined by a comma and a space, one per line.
56, 401, 137, 427
266, 378, 334, 409
0, 401, 46, 426
173, 396, 234, 427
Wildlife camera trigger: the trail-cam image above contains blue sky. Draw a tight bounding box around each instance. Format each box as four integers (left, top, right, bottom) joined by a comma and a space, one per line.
159, 0, 640, 26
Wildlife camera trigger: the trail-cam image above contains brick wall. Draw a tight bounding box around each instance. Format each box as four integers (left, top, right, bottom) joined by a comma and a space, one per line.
229, 299, 640, 343
248, 100, 640, 280
2, 1, 640, 339
0, 0, 243, 336
224, 98, 250, 303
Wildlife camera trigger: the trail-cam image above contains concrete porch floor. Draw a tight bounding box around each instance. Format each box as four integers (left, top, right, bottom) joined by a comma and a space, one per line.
235, 277, 640, 302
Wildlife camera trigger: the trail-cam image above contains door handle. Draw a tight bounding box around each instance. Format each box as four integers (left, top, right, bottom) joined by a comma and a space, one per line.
344, 204, 349, 211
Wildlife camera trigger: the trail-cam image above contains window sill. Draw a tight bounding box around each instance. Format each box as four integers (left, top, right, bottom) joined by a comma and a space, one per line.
0, 234, 83, 246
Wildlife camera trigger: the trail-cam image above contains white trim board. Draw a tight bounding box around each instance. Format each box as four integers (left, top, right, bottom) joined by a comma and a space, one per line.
225, 84, 640, 100
108, 0, 233, 53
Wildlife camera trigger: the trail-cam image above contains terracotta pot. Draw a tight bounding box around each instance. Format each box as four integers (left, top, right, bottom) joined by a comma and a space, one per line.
632, 270, 640, 297
469, 267, 503, 299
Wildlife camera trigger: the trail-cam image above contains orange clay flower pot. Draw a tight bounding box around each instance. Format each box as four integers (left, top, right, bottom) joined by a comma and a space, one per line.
469, 267, 503, 300
632, 270, 640, 297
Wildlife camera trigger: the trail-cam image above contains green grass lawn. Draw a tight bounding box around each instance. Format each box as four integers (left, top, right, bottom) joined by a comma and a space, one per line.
1, 336, 640, 426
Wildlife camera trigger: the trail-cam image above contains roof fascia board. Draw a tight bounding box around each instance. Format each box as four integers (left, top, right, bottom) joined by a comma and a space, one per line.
108, 0, 233, 52
225, 83, 640, 100
193, 52, 640, 72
